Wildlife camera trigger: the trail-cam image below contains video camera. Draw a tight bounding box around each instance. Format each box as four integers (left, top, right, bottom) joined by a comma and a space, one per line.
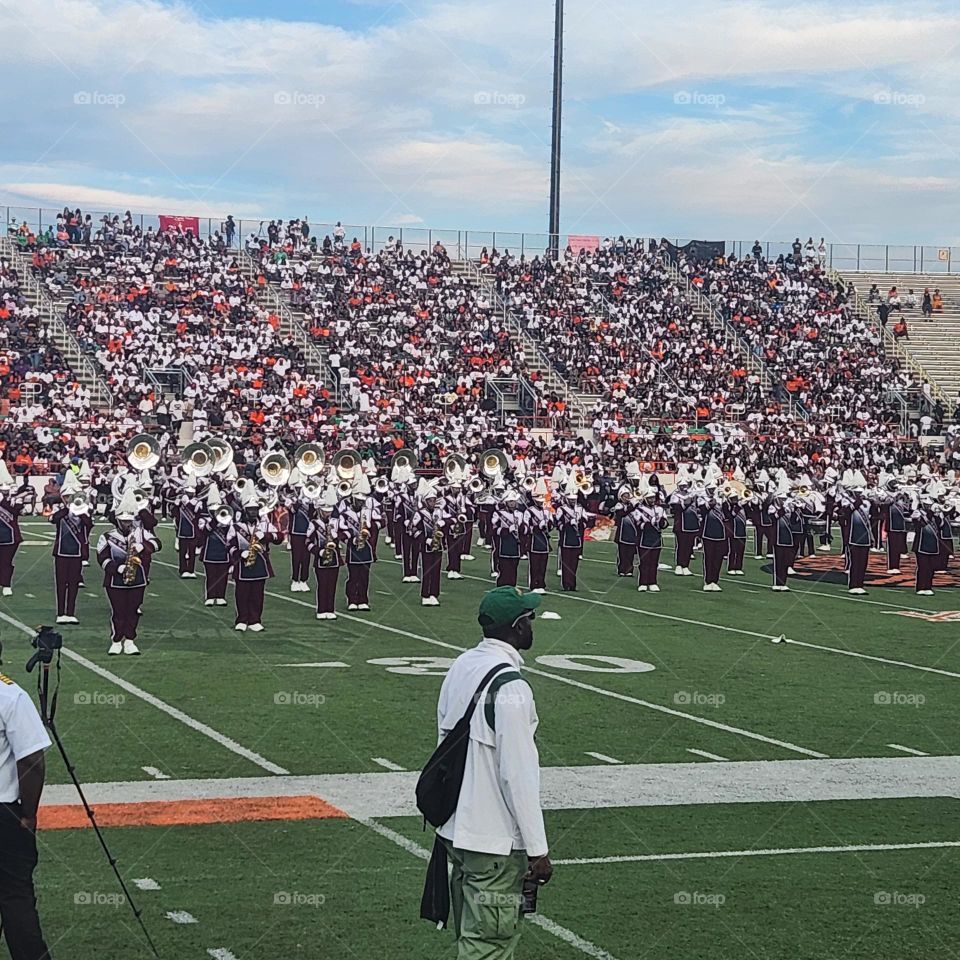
26, 625, 63, 673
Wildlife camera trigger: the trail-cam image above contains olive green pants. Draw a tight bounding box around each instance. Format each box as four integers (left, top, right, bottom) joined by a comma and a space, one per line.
441, 838, 528, 960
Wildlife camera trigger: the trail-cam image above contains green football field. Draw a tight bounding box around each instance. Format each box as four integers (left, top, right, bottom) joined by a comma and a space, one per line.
1, 520, 958, 960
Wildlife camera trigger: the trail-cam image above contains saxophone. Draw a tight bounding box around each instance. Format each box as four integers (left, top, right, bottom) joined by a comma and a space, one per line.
428, 512, 444, 553
321, 523, 337, 566
245, 527, 262, 567
357, 515, 370, 550
123, 533, 142, 585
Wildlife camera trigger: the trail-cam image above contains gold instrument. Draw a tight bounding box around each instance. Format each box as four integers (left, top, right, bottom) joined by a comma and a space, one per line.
574, 471, 594, 497
321, 523, 338, 566
358, 519, 370, 550
245, 527, 262, 567
295, 443, 325, 477
333, 448, 360, 481
428, 515, 445, 553
374, 476, 389, 494
127, 434, 160, 471
260, 452, 291, 488
123, 534, 142, 585
481, 449, 509, 479
183, 442, 214, 478
206, 438, 234, 474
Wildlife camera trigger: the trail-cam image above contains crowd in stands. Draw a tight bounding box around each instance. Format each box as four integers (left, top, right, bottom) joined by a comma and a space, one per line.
1, 209, 953, 482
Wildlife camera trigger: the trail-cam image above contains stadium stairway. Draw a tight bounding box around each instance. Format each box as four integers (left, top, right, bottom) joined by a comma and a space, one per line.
840, 271, 960, 403
0, 236, 114, 409
453, 260, 601, 429
237, 250, 346, 408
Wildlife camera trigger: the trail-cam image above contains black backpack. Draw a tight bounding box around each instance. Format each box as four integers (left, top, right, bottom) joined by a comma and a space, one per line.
415, 662, 518, 827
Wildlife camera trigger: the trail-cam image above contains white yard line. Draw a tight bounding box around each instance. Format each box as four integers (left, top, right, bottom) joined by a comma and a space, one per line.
584, 752, 623, 765
371, 757, 405, 772
0, 609, 290, 776
687, 749, 729, 762
783, 638, 960, 681
554, 840, 960, 866
141, 766, 171, 780
888, 743, 929, 757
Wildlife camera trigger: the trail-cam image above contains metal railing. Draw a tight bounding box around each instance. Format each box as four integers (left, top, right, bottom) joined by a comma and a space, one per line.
0, 237, 113, 408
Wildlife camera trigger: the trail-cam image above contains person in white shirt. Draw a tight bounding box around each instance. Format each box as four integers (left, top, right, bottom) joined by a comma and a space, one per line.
434, 586, 552, 959
0, 640, 53, 959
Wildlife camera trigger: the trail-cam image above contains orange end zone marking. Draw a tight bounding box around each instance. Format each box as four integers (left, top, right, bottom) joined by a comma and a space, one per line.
39, 795, 348, 830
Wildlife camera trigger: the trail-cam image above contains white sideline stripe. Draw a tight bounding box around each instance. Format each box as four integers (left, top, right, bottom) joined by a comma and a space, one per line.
207, 951, 238, 960
687, 749, 729, 762
585, 752, 622, 765
554, 840, 960, 866
141, 766, 171, 780
166, 911, 198, 924
354, 817, 622, 960
371, 757, 405, 771
0, 610, 290, 776
133, 878, 161, 891
783, 637, 960, 680
260, 588, 828, 759
888, 743, 929, 756
277, 661, 349, 668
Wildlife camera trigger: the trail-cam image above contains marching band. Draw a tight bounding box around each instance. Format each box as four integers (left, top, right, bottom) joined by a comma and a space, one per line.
0, 439, 957, 658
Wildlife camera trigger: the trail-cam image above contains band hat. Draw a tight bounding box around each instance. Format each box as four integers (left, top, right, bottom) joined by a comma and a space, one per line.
115, 487, 139, 521
478, 586, 542, 630
320, 485, 338, 509
61, 471, 82, 495
206, 483, 223, 508
0, 461, 12, 487
240, 484, 259, 508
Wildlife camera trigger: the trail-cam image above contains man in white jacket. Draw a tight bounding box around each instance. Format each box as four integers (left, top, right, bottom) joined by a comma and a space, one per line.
436, 586, 553, 959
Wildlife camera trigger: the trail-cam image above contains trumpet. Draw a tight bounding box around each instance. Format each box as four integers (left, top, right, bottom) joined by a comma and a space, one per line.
374, 477, 389, 494
300, 479, 323, 502
521, 476, 537, 493
467, 477, 485, 495
127, 434, 160, 471
336, 479, 353, 499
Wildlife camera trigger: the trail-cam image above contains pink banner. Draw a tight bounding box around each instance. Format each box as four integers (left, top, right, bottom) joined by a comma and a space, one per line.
567, 234, 600, 254
159, 215, 200, 236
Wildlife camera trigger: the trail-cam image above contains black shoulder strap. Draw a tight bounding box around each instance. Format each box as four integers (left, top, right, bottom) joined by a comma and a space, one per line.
484, 671, 525, 730
460, 662, 511, 728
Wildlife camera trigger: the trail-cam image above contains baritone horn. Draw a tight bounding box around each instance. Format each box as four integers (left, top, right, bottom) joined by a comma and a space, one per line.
260, 452, 291, 487
295, 443, 325, 477
127, 434, 160, 471
182, 442, 214, 477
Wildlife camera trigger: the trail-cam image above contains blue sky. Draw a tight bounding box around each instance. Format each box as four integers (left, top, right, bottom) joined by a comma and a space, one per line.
1, 0, 959, 243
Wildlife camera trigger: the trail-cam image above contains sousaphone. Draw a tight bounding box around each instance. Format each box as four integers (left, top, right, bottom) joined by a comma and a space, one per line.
127, 434, 160, 471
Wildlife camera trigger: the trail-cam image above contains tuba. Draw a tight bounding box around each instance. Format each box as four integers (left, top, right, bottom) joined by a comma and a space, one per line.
295, 443, 325, 477
444, 453, 467, 483
127, 434, 160, 471
480, 449, 509, 480
260, 452, 291, 488
333, 448, 361, 481
206, 438, 234, 474
182, 442, 214, 478
391, 449, 418, 474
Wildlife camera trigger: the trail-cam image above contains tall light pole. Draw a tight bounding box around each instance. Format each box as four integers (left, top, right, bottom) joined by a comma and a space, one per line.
548, 0, 563, 258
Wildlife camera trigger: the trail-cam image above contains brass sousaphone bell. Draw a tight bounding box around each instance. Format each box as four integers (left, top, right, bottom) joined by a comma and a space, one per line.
182, 442, 214, 478
127, 434, 161, 471
443, 453, 467, 483
260, 452, 292, 488
206, 437, 235, 474
480, 448, 509, 480
295, 443, 325, 477
333, 448, 361, 481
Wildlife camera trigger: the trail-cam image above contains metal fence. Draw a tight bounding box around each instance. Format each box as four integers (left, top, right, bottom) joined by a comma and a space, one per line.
4, 205, 960, 274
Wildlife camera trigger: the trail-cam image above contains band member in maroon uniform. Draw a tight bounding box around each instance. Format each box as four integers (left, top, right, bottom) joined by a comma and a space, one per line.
50, 474, 92, 624
770, 496, 794, 591
842, 490, 871, 594
885, 490, 909, 574
724, 490, 748, 576
173, 482, 201, 578
526, 480, 553, 593
612, 485, 639, 577
493, 490, 524, 588
935, 503, 954, 573
636, 482, 667, 592
555, 478, 590, 592
0, 462, 24, 596
443, 472, 469, 580
913, 499, 941, 595
286, 487, 314, 593
229, 487, 282, 632
198, 505, 233, 605
409, 479, 446, 606
699, 488, 727, 592
669, 477, 698, 576
308, 487, 343, 620
341, 477, 378, 611
97, 488, 152, 656
400, 471, 421, 583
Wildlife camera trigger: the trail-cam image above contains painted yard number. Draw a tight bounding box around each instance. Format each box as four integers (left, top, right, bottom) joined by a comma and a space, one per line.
367, 655, 655, 676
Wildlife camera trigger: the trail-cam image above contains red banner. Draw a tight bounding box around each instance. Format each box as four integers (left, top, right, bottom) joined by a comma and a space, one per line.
159, 215, 200, 236
567, 234, 600, 254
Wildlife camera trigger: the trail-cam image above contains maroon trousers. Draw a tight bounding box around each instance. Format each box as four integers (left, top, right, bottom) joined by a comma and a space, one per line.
315, 566, 340, 614
754, 525, 772, 556
234, 579, 266, 625
773, 545, 792, 587
446, 533, 463, 574
345, 563, 371, 605
0, 544, 18, 587
916, 553, 936, 592
616, 542, 636, 576
203, 561, 230, 600
637, 546, 661, 586
289, 534, 310, 581
936, 542, 953, 572
178, 537, 197, 574
702, 539, 727, 585
675, 532, 696, 568
727, 537, 746, 573
847, 545, 869, 589
403, 532, 421, 579
54, 556, 83, 616
106, 585, 144, 641
887, 532, 907, 570
462, 522, 475, 556
497, 557, 520, 587
559, 546, 580, 590
528, 552, 548, 590
421, 549, 442, 598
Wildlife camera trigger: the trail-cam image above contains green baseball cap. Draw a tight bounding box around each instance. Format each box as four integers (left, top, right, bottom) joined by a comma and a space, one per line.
478, 586, 542, 629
